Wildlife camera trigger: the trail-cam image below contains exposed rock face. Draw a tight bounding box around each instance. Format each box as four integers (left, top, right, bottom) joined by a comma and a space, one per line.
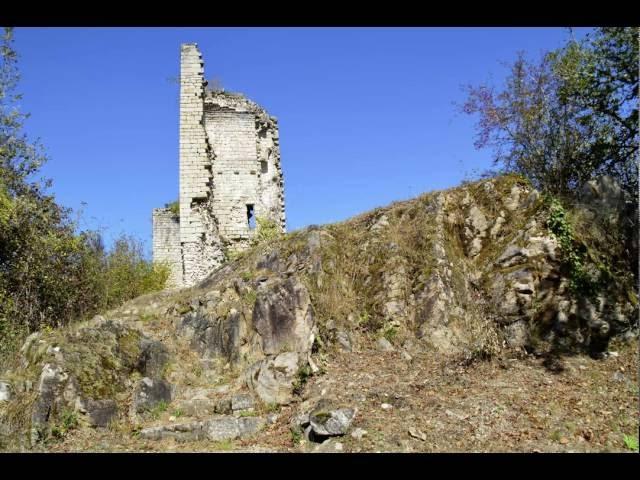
136, 339, 170, 379
246, 352, 301, 405
253, 278, 315, 355
0, 175, 636, 450
0, 318, 173, 445
231, 393, 255, 412
31, 363, 69, 443
81, 399, 118, 428
133, 378, 173, 413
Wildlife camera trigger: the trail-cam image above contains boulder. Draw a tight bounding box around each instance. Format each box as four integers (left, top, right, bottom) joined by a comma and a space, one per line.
307, 401, 356, 440
140, 415, 265, 442
247, 351, 300, 405
134, 377, 172, 413
376, 337, 395, 352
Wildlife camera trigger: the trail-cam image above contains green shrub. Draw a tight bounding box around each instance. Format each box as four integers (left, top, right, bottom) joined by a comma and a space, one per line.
0, 29, 170, 369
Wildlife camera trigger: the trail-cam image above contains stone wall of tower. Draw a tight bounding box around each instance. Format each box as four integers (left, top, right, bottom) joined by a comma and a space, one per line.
204, 110, 258, 243
256, 115, 286, 232
204, 91, 286, 245
153, 43, 286, 289
179, 43, 225, 286
152, 209, 182, 287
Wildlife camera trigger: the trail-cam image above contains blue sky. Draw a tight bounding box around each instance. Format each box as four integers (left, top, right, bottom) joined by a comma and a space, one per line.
13, 27, 590, 254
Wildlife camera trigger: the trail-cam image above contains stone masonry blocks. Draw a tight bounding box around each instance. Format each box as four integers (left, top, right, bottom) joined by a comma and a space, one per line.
152, 43, 286, 288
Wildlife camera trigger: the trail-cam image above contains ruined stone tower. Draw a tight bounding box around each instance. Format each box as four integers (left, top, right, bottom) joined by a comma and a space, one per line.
152, 43, 286, 288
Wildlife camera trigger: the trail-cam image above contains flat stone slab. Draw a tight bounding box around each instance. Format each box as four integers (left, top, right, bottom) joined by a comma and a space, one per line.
139, 415, 265, 442
231, 393, 255, 412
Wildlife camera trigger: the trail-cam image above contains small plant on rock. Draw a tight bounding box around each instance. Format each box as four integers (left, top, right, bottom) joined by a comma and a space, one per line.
381, 324, 398, 343
149, 400, 169, 420
292, 364, 313, 396
173, 408, 184, 418
243, 289, 257, 306
51, 409, 78, 440
252, 217, 282, 246
290, 426, 303, 445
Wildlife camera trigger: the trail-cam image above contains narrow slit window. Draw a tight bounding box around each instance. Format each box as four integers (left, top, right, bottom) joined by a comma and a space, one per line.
260, 160, 268, 174
247, 204, 255, 230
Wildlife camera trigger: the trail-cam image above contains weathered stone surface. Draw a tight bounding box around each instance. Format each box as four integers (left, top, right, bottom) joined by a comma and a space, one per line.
496, 245, 530, 267
176, 396, 218, 417
82, 399, 118, 427
253, 277, 315, 355
204, 415, 265, 441
504, 320, 529, 348
236, 416, 266, 438
140, 421, 205, 441
0, 382, 11, 402
257, 250, 282, 272
136, 339, 169, 379
465, 206, 489, 256
31, 364, 68, 437
247, 352, 300, 405
504, 185, 522, 211
308, 404, 356, 438
178, 308, 243, 363
376, 337, 395, 352
231, 393, 255, 412
335, 330, 352, 352
134, 377, 172, 413
214, 397, 233, 415
202, 416, 240, 441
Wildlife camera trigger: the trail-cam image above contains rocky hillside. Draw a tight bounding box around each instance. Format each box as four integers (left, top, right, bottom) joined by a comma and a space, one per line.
0, 174, 637, 452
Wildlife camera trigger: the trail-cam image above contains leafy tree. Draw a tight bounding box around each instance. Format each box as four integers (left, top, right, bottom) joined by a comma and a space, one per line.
0, 27, 169, 365
555, 28, 638, 195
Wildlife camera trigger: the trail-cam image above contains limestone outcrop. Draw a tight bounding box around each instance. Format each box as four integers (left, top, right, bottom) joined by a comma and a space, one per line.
0, 175, 636, 450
